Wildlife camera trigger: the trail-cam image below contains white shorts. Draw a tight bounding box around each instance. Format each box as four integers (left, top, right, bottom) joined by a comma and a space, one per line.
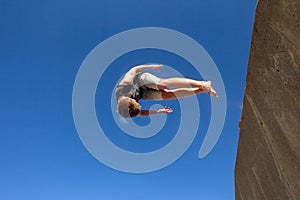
136, 73, 162, 100
138, 73, 160, 89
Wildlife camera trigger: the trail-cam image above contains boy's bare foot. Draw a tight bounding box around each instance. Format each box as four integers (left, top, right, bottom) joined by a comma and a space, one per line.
208, 88, 218, 98
199, 81, 218, 98
200, 81, 212, 91
199, 81, 215, 95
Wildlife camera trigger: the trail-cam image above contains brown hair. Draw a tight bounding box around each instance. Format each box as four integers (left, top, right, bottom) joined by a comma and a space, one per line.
118, 98, 140, 118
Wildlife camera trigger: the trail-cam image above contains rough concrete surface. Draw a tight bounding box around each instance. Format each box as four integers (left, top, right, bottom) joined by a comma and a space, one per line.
235, 0, 300, 199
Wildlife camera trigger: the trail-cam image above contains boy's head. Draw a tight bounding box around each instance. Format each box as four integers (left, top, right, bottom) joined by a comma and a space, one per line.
118, 97, 141, 118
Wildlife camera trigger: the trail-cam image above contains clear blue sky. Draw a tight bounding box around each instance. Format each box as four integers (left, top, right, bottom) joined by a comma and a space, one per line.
0, 0, 257, 199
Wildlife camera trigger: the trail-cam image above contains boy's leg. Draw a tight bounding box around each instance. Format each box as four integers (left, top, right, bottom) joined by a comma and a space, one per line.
138, 73, 217, 98
159, 78, 212, 89
161, 88, 206, 100
160, 78, 217, 98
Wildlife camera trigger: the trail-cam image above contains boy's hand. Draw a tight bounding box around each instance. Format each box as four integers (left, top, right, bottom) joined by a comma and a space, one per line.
157, 107, 173, 114
152, 65, 163, 71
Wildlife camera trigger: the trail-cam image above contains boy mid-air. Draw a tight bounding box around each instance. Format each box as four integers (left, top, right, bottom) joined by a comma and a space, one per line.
116, 64, 218, 118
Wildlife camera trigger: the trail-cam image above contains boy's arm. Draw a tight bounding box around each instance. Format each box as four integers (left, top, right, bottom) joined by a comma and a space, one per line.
138, 108, 173, 116
118, 64, 163, 85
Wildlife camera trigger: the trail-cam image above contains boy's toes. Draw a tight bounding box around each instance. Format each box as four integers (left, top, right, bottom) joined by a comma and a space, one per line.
210, 88, 218, 98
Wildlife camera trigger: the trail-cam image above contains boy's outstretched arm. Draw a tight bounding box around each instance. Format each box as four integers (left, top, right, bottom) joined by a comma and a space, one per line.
134, 64, 163, 72
138, 107, 173, 116
118, 64, 163, 85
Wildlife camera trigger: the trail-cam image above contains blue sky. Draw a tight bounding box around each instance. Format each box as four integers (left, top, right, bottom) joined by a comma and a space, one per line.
0, 0, 257, 199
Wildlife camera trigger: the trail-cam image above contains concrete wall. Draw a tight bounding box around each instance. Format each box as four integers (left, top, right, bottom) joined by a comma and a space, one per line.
235, 0, 300, 199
